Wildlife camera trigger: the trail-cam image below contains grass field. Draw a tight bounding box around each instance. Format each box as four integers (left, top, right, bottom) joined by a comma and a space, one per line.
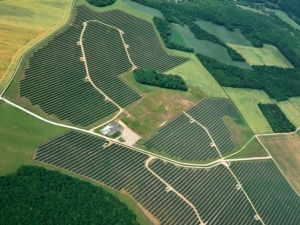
166, 53, 228, 98
194, 21, 252, 46
237, 5, 267, 15
0, 100, 151, 225
224, 88, 274, 134
121, 72, 204, 137
228, 44, 294, 68
0, 0, 73, 93
258, 134, 300, 194
121, 0, 164, 18
225, 137, 269, 159
274, 10, 300, 30
278, 99, 300, 128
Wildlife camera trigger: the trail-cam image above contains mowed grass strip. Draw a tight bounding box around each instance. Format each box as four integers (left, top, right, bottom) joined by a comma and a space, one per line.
274, 10, 300, 30
258, 134, 300, 193
0, 0, 73, 92
228, 44, 293, 68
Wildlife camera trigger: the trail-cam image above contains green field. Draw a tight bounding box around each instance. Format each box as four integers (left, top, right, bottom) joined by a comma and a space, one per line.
228, 44, 294, 68
278, 99, 300, 128
224, 88, 274, 134
166, 53, 228, 98
274, 10, 300, 30
121, 0, 164, 18
237, 5, 267, 15
194, 21, 253, 46
0, 100, 151, 225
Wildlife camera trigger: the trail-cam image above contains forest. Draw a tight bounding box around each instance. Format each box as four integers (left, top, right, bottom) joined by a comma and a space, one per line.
132, 0, 300, 69
258, 103, 296, 133
87, 0, 116, 7
153, 17, 194, 53
134, 68, 188, 91
196, 54, 300, 101
0, 166, 138, 225
187, 22, 245, 61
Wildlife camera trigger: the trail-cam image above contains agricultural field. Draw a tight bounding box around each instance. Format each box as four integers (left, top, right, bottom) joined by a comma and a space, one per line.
19, 25, 119, 127
75, 6, 188, 72
277, 99, 300, 127
194, 21, 253, 46
0, 0, 73, 92
165, 53, 228, 98
258, 134, 300, 193
121, 0, 164, 19
274, 10, 300, 30
228, 44, 294, 68
150, 160, 260, 224
34, 131, 199, 225
231, 161, 300, 224
144, 99, 239, 161
83, 21, 141, 107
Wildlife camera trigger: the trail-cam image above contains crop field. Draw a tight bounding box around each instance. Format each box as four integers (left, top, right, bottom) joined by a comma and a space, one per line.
224, 88, 274, 134
34, 131, 199, 224
20, 26, 118, 127
277, 100, 300, 127
274, 10, 300, 30
145, 99, 238, 160
186, 99, 239, 155
121, 0, 164, 19
165, 53, 228, 98
145, 114, 219, 161
74, 6, 188, 72
83, 21, 140, 107
231, 161, 300, 224
227, 44, 294, 68
194, 21, 252, 46
0, 0, 73, 92
150, 160, 260, 224
258, 134, 300, 193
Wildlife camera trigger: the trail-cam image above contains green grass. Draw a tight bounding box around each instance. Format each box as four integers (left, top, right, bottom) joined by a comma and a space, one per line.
165, 53, 228, 98
171, 26, 186, 47
228, 44, 293, 68
121, 0, 164, 19
194, 21, 253, 46
238, 5, 267, 16
274, 10, 300, 30
225, 137, 269, 159
121, 72, 155, 93
224, 88, 274, 134
0, 100, 151, 225
278, 99, 300, 128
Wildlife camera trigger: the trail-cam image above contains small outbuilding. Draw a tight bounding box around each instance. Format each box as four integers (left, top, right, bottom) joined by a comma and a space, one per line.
101, 122, 121, 135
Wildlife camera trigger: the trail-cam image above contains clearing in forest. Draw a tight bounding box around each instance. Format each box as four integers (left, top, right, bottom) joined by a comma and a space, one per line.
194, 21, 253, 46
258, 134, 300, 193
121, 0, 164, 19
274, 10, 300, 30
0, 0, 73, 92
227, 44, 294, 68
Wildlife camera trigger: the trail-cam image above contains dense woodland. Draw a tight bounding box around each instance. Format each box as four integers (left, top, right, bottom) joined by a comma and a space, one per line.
0, 166, 138, 225
87, 0, 116, 7
187, 22, 245, 61
153, 17, 194, 53
196, 54, 300, 101
258, 103, 296, 132
134, 68, 188, 91
132, 0, 300, 69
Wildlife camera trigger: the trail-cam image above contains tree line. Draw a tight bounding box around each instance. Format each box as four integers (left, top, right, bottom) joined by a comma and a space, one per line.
153, 17, 194, 53
0, 166, 138, 225
132, 0, 300, 69
87, 0, 116, 7
258, 103, 296, 133
188, 22, 245, 61
196, 53, 300, 101
134, 68, 188, 91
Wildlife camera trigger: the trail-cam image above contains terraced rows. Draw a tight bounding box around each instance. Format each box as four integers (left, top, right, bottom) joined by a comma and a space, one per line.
83, 22, 141, 107
187, 99, 238, 155
145, 114, 219, 161
34, 131, 199, 225
73, 5, 188, 72
150, 160, 261, 225
231, 161, 300, 225
20, 26, 118, 126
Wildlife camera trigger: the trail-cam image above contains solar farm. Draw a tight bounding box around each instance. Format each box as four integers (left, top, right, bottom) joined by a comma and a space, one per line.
1, 1, 300, 225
